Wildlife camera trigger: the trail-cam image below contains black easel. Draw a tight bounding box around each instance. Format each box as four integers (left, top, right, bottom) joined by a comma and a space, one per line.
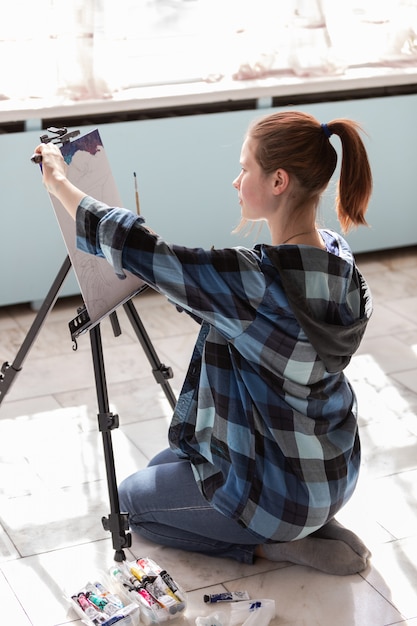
0, 256, 72, 403
0, 256, 177, 562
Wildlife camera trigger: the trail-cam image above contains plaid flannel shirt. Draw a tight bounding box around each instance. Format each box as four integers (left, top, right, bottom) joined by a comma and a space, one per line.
77, 196, 372, 542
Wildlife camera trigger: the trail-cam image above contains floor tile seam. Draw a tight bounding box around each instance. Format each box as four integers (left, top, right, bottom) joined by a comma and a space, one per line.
121, 415, 170, 427
383, 366, 417, 381
400, 424, 417, 439
189, 583, 229, 594
392, 332, 417, 344
2, 384, 98, 404
376, 526, 417, 545
388, 370, 417, 387
371, 520, 417, 544
371, 521, 398, 543
0, 567, 31, 621
358, 571, 409, 621
362, 329, 417, 343
391, 356, 417, 371
6, 536, 110, 562
373, 466, 417, 484
215, 563, 293, 586
363, 467, 417, 483
0, 530, 22, 560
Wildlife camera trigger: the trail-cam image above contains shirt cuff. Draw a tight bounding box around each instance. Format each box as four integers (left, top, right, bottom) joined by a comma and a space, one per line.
76, 195, 144, 279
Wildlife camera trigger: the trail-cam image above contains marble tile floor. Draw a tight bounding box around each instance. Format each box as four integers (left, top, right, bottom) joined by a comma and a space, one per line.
0, 245, 416, 626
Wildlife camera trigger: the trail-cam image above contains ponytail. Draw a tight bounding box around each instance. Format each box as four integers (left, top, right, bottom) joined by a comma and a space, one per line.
324, 119, 373, 232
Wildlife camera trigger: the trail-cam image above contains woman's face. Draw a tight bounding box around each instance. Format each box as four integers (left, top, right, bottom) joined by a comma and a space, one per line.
232, 137, 276, 222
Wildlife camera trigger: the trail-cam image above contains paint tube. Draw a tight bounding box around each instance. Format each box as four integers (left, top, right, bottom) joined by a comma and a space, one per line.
204, 591, 250, 603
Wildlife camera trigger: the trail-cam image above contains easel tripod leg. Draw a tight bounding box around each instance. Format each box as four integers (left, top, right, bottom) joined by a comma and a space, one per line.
0, 256, 72, 407
123, 299, 177, 410
89, 323, 131, 562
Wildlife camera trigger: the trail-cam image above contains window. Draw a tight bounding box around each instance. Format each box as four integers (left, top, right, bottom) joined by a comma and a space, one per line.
1, 0, 416, 106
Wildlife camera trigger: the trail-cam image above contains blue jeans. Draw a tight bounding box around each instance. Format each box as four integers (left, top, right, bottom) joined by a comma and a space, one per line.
118, 448, 258, 564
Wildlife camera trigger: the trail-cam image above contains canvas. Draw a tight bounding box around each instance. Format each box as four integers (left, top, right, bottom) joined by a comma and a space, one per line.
47, 129, 146, 334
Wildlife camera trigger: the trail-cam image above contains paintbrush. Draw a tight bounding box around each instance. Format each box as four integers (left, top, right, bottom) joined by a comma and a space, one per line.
134, 171, 140, 215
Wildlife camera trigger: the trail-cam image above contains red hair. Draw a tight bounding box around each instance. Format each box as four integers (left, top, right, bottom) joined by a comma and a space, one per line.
247, 111, 372, 232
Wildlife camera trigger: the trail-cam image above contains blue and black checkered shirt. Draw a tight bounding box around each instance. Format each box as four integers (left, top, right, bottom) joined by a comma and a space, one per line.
77, 196, 372, 542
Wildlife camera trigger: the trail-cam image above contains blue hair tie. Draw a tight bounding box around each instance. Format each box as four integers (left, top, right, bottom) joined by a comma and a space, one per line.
321, 123, 333, 139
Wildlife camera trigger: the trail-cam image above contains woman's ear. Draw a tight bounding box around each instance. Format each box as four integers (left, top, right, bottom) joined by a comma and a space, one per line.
272, 168, 290, 195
